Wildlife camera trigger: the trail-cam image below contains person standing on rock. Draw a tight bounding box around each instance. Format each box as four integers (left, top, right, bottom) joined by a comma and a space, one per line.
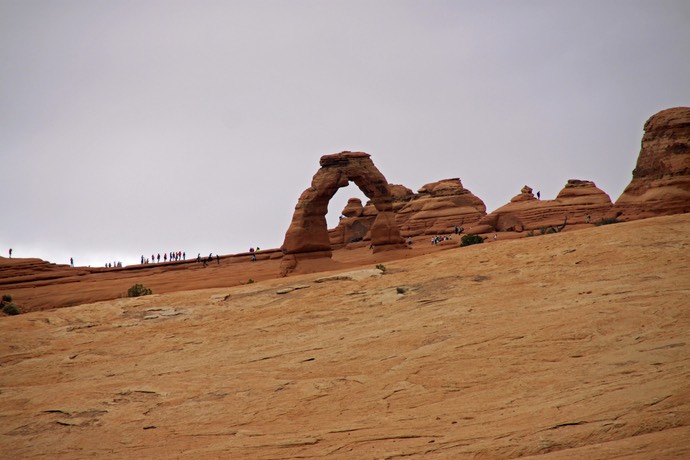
537, 191, 541, 200
216, 254, 220, 265
70, 257, 74, 267
8, 248, 12, 258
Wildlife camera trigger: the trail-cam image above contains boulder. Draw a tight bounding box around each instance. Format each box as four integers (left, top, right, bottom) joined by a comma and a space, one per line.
614, 107, 690, 219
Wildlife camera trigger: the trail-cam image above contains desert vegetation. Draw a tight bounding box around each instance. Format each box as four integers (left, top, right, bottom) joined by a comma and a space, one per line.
127, 284, 152, 297
460, 234, 484, 247
1, 294, 21, 315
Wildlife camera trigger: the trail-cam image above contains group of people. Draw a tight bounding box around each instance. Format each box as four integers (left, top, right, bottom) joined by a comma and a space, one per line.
105, 261, 123, 268
431, 235, 454, 245
141, 251, 186, 264
196, 252, 221, 267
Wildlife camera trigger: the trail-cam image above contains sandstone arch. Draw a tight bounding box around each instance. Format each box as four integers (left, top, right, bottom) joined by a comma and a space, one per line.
282, 152, 405, 262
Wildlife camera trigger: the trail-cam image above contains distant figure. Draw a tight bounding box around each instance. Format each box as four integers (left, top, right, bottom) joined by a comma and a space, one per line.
216, 254, 220, 265
493, 233, 497, 240
70, 257, 74, 267
141, 255, 144, 264
183, 252, 186, 260
454, 225, 459, 234
459, 226, 464, 234
197, 253, 201, 263
537, 191, 541, 200
157, 253, 160, 263
8, 248, 12, 258
407, 237, 413, 246
164, 253, 167, 262
586, 214, 591, 224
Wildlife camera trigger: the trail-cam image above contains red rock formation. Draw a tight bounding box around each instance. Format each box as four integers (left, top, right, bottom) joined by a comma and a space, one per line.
471, 180, 613, 233
328, 198, 375, 248
282, 152, 405, 273
395, 179, 486, 236
614, 107, 690, 219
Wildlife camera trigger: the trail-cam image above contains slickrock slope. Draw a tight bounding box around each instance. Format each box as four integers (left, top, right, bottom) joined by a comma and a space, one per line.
471, 181, 613, 234
2, 214, 689, 458
615, 107, 690, 219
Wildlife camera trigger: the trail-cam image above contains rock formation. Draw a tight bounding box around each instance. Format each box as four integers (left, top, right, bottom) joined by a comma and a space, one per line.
614, 107, 690, 219
328, 198, 375, 248
282, 152, 405, 272
329, 178, 486, 244
471, 180, 613, 234
395, 178, 486, 237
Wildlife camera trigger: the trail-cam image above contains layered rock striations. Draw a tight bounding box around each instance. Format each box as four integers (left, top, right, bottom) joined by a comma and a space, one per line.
614, 107, 690, 219
395, 179, 486, 237
471, 180, 613, 233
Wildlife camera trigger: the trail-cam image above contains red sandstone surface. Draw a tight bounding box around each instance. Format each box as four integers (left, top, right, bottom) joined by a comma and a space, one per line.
1, 214, 689, 458
615, 107, 690, 219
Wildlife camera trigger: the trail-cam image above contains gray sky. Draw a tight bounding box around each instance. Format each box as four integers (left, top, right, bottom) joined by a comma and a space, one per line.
2, 0, 689, 267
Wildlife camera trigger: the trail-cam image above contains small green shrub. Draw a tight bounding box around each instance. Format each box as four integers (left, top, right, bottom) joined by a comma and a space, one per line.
127, 283, 152, 297
396, 286, 407, 294
2, 304, 20, 315
247, 278, 255, 284
596, 217, 620, 226
2, 294, 12, 303
460, 234, 484, 247
376, 264, 387, 273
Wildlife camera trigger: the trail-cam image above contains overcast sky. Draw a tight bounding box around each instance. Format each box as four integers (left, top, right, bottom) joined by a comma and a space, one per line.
2, 0, 689, 267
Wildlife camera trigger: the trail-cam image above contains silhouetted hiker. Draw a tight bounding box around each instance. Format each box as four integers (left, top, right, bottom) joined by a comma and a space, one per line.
586, 214, 591, 224
70, 257, 74, 267
197, 253, 201, 263
157, 253, 160, 263
537, 191, 541, 200
216, 254, 220, 265
8, 248, 12, 258
454, 225, 459, 234
208, 253, 213, 263
183, 252, 186, 260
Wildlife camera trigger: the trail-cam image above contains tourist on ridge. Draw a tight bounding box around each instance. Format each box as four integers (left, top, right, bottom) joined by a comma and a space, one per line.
537, 191, 541, 200
8, 248, 12, 258
216, 254, 220, 265
70, 257, 74, 267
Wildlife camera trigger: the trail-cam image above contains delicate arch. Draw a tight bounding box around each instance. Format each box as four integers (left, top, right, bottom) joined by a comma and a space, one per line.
282, 152, 404, 256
